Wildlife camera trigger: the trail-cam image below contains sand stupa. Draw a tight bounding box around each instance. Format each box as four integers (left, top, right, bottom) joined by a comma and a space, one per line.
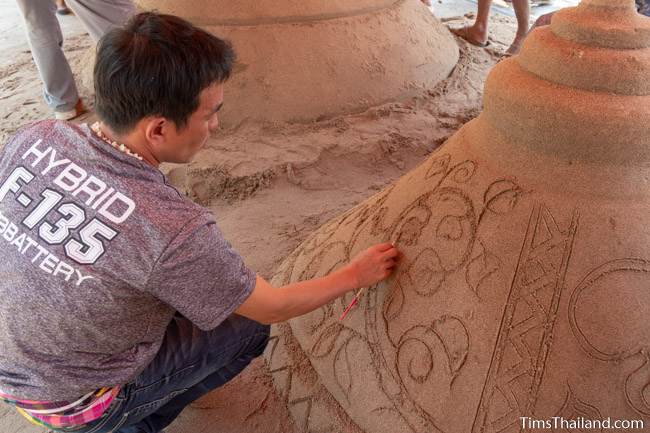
135, 0, 459, 126
265, 1, 650, 432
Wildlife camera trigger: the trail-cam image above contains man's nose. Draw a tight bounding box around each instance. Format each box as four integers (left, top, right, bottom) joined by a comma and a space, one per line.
208, 116, 219, 132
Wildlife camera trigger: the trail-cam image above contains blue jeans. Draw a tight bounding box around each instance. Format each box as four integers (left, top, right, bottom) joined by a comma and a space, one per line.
70, 314, 270, 433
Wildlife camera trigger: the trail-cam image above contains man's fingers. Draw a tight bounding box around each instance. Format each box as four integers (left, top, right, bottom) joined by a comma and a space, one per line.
373, 242, 395, 252
381, 247, 399, 260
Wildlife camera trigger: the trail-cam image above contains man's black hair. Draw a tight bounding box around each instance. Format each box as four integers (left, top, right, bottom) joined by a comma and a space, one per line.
94, 12, 235, 134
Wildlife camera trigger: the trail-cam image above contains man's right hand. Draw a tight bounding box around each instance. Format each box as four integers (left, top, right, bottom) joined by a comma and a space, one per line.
235, 242, 401, 324
343, 242, 399, 288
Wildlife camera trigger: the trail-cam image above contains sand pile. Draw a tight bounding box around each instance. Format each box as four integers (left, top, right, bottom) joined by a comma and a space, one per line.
136, 0, 459, 127
267, 1, 650, 432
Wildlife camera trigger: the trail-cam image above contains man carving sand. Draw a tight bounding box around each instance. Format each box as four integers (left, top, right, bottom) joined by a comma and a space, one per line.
0, 13, 399, 433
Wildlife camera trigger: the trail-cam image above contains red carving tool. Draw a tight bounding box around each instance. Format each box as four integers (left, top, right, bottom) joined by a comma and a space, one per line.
339, 287, 366, 321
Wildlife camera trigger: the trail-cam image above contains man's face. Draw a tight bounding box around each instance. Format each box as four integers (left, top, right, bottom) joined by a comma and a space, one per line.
159, 83, 224, 163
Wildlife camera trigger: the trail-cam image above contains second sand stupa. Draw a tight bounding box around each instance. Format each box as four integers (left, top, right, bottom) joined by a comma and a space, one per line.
135, 0, 459, 127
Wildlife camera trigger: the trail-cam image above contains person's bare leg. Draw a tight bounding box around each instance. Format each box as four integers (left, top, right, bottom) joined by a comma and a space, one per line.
506, 0, 530, 55
473, 0, 493, 42
451, 0, 492, 47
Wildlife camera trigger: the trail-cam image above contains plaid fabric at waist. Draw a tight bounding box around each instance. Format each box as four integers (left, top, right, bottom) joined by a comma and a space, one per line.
0, 386, 120, 430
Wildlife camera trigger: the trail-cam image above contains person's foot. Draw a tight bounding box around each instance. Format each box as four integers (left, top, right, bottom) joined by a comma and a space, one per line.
505, 33, 526, 56
56, 0, 71, 15
54, 99, 85, 121
449, 25, 489, 48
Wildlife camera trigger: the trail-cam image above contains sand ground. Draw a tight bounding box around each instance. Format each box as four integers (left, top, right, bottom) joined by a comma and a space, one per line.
0, 1, 575, 432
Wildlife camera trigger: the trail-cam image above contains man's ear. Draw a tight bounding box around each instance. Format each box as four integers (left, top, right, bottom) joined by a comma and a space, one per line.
143, 117, 169, 149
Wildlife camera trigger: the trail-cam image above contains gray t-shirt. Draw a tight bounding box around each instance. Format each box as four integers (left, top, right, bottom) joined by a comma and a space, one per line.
0, 120, 255, 400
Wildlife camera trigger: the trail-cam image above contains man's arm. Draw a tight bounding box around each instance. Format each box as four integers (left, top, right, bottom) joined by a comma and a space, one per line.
235, 242, 399, 324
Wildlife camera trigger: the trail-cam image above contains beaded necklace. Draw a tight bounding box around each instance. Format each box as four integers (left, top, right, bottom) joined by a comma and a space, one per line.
91, 122, 144, 161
